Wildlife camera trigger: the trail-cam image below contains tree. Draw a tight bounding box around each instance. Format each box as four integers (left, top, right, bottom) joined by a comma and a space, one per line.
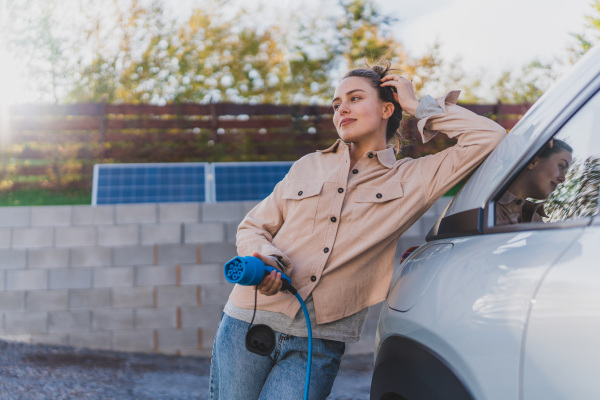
569, 0, 600, 61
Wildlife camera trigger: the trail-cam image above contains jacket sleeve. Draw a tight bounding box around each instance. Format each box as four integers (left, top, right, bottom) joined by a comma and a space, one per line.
414, 90, 507, 201
235, 172, 293, 273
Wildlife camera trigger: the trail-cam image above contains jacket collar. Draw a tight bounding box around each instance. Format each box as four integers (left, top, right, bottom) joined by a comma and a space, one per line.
318, 139, 397, 169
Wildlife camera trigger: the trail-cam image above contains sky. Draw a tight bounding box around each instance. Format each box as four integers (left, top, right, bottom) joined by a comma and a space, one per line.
0, 0, 595, 105
233, 0, 592, 73
382, 0, 592, 75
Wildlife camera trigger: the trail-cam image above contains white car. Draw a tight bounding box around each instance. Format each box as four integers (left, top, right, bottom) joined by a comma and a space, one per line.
371, 45, 600, 400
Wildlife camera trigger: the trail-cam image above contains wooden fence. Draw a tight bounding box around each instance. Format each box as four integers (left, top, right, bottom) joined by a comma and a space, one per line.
1, 101, 530, 191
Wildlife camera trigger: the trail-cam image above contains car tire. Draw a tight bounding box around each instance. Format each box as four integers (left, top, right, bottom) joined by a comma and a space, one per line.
370, 336, 474, 400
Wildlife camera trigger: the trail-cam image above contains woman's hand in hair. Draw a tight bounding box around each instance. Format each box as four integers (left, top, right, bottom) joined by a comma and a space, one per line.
253, 252, 283, 296
380, 74, 419, 117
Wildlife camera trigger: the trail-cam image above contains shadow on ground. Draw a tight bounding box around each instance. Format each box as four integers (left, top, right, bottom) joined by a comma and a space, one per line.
0, 340, 373, 399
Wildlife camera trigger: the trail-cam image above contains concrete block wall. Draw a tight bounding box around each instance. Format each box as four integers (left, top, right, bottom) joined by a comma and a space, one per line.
0, 197, 451, 356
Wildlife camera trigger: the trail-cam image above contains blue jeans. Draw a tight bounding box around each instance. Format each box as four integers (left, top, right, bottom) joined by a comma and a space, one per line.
209, 313, 345, 400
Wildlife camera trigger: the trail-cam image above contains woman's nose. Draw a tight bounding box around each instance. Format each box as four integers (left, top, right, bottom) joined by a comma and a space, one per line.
557, 172, 566, 182
338, 102, 349, 114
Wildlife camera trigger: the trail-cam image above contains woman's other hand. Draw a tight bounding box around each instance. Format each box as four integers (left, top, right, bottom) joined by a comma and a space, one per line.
380, 74, 419, 117
252, 252, 283, 296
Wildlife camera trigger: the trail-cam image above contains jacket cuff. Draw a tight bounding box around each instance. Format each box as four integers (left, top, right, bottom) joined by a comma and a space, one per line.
417, 90, 461, 143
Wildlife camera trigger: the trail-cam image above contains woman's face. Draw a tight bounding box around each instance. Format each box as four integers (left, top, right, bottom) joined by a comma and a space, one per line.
332, 77, 390, 145
526, 149, 572, 200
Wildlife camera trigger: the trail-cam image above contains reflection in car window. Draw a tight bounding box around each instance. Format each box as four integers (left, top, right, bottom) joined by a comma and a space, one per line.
495, 90, 600, 225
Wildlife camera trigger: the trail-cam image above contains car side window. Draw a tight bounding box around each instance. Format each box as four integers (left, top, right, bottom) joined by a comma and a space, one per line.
494, 90, 600, 226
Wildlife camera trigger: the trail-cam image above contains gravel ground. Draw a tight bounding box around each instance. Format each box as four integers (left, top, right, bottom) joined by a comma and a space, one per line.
0, 340, 373, 399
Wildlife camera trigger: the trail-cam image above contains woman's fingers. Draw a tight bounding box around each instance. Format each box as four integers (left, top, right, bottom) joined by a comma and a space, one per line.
380, 74, 418, 116
257, 270, 282, 296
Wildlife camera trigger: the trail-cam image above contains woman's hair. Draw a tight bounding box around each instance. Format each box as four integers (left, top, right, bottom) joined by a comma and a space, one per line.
343, 61, 403, 148
538, 138, 573, 159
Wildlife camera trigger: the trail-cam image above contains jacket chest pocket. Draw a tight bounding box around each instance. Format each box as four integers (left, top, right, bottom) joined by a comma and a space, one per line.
350, 183, 405, 240
279, 181, 324, 239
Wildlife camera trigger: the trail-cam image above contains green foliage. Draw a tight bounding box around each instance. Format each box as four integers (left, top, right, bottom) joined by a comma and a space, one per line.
492, 60, 558, 104
0, 187, 90, 206
569, 0, 600, 61
2, 0, 451, 105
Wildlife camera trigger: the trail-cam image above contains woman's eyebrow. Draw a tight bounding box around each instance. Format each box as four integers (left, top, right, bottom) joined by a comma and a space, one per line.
332, 89, 366, 104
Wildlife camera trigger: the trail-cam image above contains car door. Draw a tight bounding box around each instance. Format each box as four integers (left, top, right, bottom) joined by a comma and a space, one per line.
520, 89, 600, 400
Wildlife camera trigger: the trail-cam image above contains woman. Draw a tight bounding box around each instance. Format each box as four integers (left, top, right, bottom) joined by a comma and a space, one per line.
496, 139, 573, 225
209, 63, 506, 399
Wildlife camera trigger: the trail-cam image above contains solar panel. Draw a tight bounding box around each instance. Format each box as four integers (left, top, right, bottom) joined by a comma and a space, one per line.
212, 162, 293, 202
92, 163, 209, 205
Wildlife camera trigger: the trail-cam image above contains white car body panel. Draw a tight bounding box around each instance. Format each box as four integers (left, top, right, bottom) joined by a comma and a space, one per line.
523, 220, 600, 399
379, 226, 585, 399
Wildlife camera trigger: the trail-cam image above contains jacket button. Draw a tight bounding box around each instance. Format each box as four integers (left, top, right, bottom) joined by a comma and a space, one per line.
352, 169, 358, 174
298, 191, 303, 196
368, 153, 374, 159
311, 276, 317, 282
330, 217, 337, 223
376, 193, 382, 199
324, 247, 329, 253
338, 188, 344, 193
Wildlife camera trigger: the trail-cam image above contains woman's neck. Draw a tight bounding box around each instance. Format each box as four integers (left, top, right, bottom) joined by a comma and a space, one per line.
349, 138, 387, 167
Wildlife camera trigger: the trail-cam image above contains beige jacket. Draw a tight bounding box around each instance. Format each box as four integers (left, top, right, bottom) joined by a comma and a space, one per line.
495, 190, 547, 225
230, 91, 507, 324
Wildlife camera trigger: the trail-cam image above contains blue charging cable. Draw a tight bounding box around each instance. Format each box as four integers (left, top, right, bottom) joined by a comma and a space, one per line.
224, 256, 312, 400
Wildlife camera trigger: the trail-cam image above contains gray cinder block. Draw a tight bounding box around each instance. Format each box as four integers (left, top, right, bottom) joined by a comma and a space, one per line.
115, 204, 157, 224
184, 223, 225, 244
93, 267, 134, 288
112, 329, 154, 352
49, 269, 92, 290
225, 221, 239, 243
68, 288, 111, 309
26, 290, 68, 311
30, 332, 69, 346
155, 244, 198, 265
241, 201, 260, 216
180, 264, 223, 285
155, 327, 200, 350
97, 225, 139, 246
111, 287, 154, 309
198, 243, 237, 264
200, 283, 234, 306
0, 207, 30, 227
0, 250, 27, 270
55, 226, 97, 248
158, 203, 201, 223
140, 224, 182, 245
180, 304, 224, 329
155, 285, 198, 308
0, 291, 25, 312
4, 311, 47, 334
135, 265, 176, 287
31, 206, 72, 227
201, 202, 245, 222
12, 227, 53, 249
48, 310, 91, 332
7, 270, 48, 291
92, 309, 134, 331
68, 330, 111, 350
0, 228, 11, 248
135, 308, 177, 329
72, 205, 115, 226
113, 246, 154, 266
70, 248, 112, 268
28, 248, 69, 269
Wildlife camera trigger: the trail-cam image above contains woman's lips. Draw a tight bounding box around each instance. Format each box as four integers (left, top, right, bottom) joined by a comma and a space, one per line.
340, 118, 355, 127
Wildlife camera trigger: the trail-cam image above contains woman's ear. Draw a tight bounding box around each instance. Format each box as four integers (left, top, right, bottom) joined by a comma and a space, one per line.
527, 157, 540, 170
382, 102, 394, 119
